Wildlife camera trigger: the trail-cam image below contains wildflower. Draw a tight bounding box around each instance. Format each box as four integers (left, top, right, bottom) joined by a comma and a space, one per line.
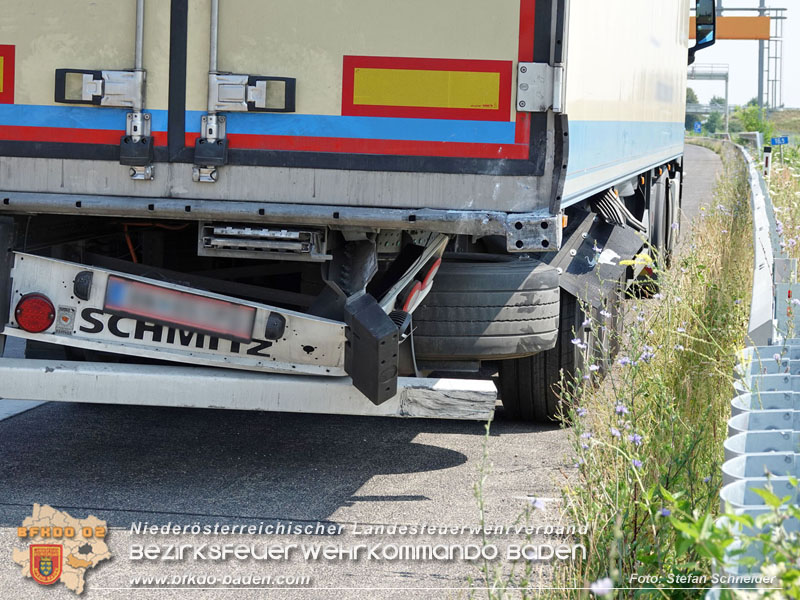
632, 459, 643, 468
600, 309, 611, 318
628, 433, 643, 445
674, 344, 685, 351
618, 357, 631, 366
721, 229, 728, 234
610, 427, 621, 438
671, 222, 679, 230
571, 338, 582, 346
588, 364, 600, 372
590, 577, 614, 597
581, 432, 592, 439
676, 327, 686, 333
528, 497, 547, 510
659, 508, 671, 517
703, 476, 711, 483
581, 318, 592, 328
734, 299, 742, 305
774, 353, 782, 363
653, 293, 664, 300
583, 374, 591, 380
574, 458, 585, 468
615, 404, 629, 415
576, 408, 587, 417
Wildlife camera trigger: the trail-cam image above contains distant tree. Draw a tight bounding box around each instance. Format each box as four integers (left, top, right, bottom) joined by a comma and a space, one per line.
709, 95, 726, 107
685, 87, 700, 131
746, 97, 760, 107
705, 112, 722, 134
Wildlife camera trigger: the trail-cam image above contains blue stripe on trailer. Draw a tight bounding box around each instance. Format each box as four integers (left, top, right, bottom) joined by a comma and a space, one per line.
0, 104, 169, 131
185, 111, 517, 144
566, 120, 685, 180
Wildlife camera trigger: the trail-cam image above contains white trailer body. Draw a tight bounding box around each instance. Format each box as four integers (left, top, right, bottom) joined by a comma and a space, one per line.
0, 0, 712, 420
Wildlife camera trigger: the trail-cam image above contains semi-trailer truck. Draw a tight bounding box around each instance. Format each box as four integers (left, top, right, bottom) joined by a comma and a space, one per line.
0, 0, 716, 421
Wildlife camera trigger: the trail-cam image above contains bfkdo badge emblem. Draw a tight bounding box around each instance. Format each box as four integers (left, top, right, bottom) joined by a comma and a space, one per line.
30, 544, 62, 585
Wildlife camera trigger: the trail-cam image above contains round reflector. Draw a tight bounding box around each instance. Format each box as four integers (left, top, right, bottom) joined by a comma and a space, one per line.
15, 293, 56, 333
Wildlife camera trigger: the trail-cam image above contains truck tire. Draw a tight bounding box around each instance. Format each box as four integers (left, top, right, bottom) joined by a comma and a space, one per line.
413, 258, 559, 361
650, 177, 667, 273
664, 173, 681, 267
498, 291, 586, 422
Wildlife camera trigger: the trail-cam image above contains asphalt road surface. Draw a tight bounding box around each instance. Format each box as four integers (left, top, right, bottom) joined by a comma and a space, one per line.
0, 144, 721, 599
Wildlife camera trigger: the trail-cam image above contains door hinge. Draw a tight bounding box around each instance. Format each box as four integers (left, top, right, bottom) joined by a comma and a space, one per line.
207, 73, 296, 113
55, 69, 145, 109
55, 68, 154, 180
516, 63, 564, 113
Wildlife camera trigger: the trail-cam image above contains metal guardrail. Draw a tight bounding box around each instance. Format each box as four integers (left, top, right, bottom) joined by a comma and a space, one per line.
709, 143, 800, 595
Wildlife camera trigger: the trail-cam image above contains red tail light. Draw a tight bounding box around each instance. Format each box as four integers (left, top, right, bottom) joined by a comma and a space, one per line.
15, 293, 55, 333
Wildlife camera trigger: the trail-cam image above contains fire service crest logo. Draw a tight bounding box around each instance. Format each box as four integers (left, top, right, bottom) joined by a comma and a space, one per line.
13, 504, 111, 595
30, 545, 63, 585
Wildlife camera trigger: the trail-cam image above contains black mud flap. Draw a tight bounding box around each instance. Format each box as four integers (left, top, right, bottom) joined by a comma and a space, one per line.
0, 217, 15, 356
542, 209, 644, 308
344, 294, 399, 405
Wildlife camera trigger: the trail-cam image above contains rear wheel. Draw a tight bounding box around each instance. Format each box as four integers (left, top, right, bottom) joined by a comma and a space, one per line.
498, 291, 587, 422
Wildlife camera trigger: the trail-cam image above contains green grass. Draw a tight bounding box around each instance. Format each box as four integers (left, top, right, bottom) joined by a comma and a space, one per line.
548, 144, 754, 598
770, 110, 800, 137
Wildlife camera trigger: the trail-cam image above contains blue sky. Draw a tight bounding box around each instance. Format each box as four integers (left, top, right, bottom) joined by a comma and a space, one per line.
688, 0, 798, 108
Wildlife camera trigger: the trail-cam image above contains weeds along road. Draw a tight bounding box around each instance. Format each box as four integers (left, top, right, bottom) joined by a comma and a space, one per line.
0, 144, 722, 599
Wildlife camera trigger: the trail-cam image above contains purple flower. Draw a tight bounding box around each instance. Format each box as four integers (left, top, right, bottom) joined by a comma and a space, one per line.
676, 327, 686, 333
703, 476, 711, 483
628, 433, 643, 446
618, 357, 631, 366
615, 404, 629, 415
589, 364, 600, 372
632, 459, 643, 469
659, 508, 671, 517
582, 318, 592, 328
576, 408, 587, 417
571, 338, 582, 346
734, 299, 742, 305
671, 222, 679, 230
774, 353, 782, 363
581, 432, 592, 439
610, 427, 621, 438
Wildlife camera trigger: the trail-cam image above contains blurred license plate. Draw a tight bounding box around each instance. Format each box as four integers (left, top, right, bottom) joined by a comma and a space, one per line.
104, 276, 256, 342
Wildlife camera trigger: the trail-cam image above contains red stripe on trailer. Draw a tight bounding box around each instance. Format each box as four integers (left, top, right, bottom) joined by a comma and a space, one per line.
0, 45, 14, 104
0, 125, 168, 146
514, 0, 535, 145
185, 132, 530, 160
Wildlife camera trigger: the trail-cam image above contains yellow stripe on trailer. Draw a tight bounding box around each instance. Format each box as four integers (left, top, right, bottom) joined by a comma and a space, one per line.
353, 68, 500, 111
